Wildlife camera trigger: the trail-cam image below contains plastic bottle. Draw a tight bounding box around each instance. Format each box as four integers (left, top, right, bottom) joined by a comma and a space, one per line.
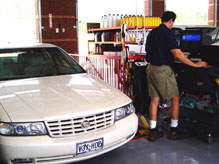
103, 15, 108, 28
100, 16, 104, 28
145, 17, 148, 26
154, 17, 157, 26
122, 15, 125, 25
124, 15, 128, 25
148, 17, 151, 26
108, 14, 113, 28
137, 15, 139, 26
153, 17, 156, 26
139, 15, 143, 27
152, 17, 154, 26
116, 14, 120, 27
101, 32, 105, 42
129, 30, 135, 42
116, 31, 120, 41
120, 15, 124, 26
128, 15, 131, 26
152, 17, 155, 26
112, 14, 116, 27
158, 17, 161, 26
132, 15, 136, 26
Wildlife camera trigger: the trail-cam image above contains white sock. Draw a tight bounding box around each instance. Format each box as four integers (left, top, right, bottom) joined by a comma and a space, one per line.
150, 120, 157, 129
171, 119, 178, 128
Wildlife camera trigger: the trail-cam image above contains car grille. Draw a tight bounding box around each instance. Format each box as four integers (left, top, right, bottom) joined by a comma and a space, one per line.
45, 110, 114, 138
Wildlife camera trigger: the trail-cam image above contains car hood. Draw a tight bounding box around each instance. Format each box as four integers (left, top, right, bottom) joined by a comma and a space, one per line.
0, 74, 131, 122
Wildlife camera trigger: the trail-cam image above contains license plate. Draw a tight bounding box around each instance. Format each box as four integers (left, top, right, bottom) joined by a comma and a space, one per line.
76, 138, 103, 155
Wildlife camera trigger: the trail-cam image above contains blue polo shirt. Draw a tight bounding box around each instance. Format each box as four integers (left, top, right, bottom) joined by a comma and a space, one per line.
146, 24, 180, 66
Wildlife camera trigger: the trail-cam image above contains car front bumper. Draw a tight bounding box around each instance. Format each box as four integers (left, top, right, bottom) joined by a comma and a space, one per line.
0, 113, 138, 164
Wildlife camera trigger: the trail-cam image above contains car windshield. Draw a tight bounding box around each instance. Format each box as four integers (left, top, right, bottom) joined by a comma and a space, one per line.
0, 47, 85, 81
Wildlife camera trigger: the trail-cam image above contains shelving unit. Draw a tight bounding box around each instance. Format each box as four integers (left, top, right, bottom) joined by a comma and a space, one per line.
87, 26, 157, 55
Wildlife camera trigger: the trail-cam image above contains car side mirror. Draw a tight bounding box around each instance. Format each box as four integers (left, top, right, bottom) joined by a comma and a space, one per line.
81, 62, 92, 71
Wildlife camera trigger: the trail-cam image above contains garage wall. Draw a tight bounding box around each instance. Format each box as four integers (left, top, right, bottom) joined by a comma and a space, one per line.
145, 0, 164, 17
145, 0, 149, 16
208, 0, 219, 26
35, 0, 78, 54
152, 0, 164, 17
35, 0, 40, 43
208, 0, 215, 25
146, 0, 217, 26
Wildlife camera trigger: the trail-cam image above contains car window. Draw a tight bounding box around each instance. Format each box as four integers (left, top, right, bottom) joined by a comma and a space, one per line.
0, 47, 85, 81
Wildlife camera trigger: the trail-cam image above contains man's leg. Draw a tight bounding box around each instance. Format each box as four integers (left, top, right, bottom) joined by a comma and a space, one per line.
149, 97, 160, 122
168, 95, 189, 139
148, 97, 164, 141
171, 95, 180, 120
170, 95, 180, 128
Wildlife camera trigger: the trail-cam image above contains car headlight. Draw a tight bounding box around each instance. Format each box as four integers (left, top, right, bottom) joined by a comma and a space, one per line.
0, 122, 47, 136
115, 103, 135, 121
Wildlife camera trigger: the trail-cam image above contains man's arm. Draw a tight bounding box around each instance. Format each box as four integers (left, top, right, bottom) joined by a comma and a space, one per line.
171, 49, 208, 67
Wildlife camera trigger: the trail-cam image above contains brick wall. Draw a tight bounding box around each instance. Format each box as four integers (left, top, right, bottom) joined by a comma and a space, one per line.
144, 0, 164, 17
145, 0, 149, 16
152, 0, 164, 17
208, 0, 219, 26
208, 0, 215, 26
35, 0, 39, 42
36, 0, 78, 54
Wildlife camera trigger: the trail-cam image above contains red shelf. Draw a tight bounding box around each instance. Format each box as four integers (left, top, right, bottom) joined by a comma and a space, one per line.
87, 27, 121, 32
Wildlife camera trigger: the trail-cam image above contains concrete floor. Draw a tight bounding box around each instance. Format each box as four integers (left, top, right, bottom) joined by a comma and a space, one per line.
75, 111, 219, 164
75, 133, 219, 164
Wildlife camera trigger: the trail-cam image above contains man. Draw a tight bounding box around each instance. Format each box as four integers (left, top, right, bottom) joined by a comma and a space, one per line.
145, 11, 207, 141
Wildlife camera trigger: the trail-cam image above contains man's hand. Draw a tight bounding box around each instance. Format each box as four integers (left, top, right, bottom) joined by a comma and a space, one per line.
195, 61, 208, 67
171, 49, 208, 68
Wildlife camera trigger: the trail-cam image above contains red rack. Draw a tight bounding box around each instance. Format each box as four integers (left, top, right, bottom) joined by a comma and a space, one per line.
70, 54, 146, 99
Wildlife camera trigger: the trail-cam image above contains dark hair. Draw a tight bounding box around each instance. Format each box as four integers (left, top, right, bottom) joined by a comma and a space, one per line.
161, 11, 176, 22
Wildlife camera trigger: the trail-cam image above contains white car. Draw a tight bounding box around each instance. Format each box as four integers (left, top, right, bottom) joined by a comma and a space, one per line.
0, 43, 138, 164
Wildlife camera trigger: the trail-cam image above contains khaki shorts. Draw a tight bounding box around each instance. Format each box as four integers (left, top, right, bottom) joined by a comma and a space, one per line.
146, 64, 179, 99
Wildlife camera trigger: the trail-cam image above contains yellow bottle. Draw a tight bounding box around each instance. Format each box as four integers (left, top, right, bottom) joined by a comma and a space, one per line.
137, 15, 140, 26
139, 15, 141, 27
125, 15, 128, 25
152, 17, 154, 26
129, 15, 132, 26
158, 17, 161, 26
147, 17, 150, 26
123, 15, 126, 25
145, 17, 148, 26
128, 15, 132, 26
131, 15, 135, 26
155, 17, 158, 26
144, 17, 147, 27
140, 15, 143, 27
134, 15, 137, 26
152, 17, 155, 26
154, 17, 157, 26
